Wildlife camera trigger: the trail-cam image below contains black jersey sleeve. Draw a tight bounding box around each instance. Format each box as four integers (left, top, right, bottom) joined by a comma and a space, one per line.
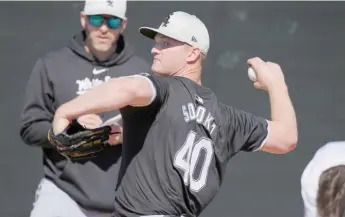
133, 72, 170, 108
220, 103, 269, 154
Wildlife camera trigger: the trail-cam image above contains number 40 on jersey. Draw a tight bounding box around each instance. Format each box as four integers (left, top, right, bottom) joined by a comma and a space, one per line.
173, 130, 214, 192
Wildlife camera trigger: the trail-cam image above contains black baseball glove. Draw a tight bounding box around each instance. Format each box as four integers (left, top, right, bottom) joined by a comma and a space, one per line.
48, 119, 112, 160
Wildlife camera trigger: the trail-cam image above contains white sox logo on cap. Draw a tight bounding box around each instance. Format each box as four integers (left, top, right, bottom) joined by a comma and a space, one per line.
106, 0, 113, 7
162, 13, 173, 27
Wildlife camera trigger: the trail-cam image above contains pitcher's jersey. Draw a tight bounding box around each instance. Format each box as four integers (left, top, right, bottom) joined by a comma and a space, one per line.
113, 73, 269, 217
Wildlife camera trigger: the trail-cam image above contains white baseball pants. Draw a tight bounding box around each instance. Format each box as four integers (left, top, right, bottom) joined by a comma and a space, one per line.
30, 178, 112, 217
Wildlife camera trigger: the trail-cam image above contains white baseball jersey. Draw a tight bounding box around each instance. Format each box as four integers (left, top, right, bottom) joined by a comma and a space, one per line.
301, 141, 345, 217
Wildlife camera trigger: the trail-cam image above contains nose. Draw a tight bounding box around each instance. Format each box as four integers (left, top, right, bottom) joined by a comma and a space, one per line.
151, 46, 160, 55
99, 22, 109, 34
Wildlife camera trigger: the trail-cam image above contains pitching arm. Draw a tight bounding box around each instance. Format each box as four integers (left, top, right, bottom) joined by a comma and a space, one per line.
53, 74, 165, 134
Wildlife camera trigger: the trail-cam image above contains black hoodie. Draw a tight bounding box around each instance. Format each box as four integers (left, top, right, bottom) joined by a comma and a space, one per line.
20, 31, 150, 212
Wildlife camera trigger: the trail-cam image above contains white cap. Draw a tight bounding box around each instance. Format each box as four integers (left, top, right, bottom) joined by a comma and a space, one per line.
83, 0, 127, 20
139, 11, 210, 55
301, 141, 345, 217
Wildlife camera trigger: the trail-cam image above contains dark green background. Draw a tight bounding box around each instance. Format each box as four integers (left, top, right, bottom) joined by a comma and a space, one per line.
0, 2, 344, 217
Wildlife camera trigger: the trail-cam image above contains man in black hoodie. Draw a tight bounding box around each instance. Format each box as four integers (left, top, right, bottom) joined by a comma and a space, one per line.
19, 0, 149, 216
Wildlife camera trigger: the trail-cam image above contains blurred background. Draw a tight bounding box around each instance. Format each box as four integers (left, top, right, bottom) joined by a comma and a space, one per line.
0, 1, 344, 217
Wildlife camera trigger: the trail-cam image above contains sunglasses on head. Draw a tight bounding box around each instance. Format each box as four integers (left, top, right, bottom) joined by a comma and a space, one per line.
88, 15, 122, 29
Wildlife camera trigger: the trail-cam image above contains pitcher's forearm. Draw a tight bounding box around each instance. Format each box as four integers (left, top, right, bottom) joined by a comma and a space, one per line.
55, 76, 155, 121
56, 78, 136, 120
268, 84, 297, 138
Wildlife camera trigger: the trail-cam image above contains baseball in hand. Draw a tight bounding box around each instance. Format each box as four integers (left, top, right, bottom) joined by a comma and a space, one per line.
248, 67, 257, 82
